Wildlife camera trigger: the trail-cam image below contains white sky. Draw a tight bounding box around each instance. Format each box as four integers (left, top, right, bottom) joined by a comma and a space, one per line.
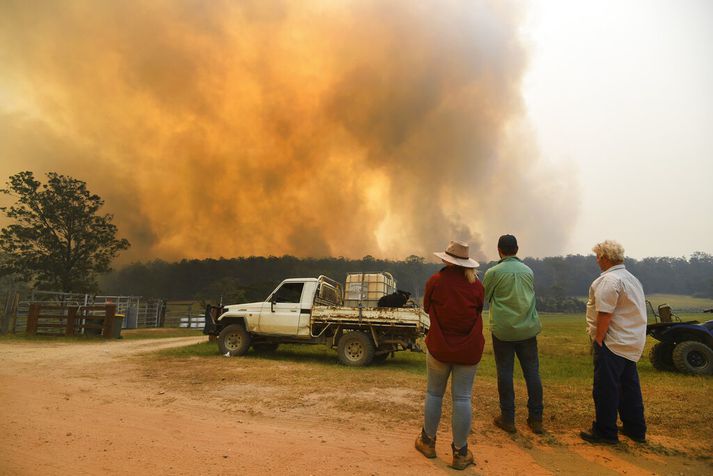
521, 0, 713, 259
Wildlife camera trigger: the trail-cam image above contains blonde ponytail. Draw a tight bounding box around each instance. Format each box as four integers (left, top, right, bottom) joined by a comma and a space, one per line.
464, 267, 477, 284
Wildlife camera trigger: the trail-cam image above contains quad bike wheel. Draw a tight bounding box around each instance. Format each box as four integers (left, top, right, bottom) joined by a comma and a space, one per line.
672, 341, 713, 375
649, 342, 675, 371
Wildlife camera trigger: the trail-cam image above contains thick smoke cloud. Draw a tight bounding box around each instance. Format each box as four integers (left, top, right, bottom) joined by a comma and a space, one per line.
0, 0, 578, 263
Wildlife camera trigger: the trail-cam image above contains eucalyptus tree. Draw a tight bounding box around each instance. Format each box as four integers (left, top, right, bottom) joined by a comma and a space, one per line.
0, 171, 130, 292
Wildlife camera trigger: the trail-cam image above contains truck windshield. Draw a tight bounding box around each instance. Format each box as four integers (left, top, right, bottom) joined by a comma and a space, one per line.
272, 282, 304, 303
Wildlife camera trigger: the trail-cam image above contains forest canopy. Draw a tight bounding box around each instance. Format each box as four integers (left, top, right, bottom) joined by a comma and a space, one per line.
100, 253, 713, 308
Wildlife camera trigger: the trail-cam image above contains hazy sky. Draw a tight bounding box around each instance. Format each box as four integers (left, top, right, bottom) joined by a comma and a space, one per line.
0, 1, 711, 262
522, 0, 713, 259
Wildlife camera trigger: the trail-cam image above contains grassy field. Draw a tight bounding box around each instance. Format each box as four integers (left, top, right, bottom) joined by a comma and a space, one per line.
645, 293, 713, 311
152, 312, 713, 459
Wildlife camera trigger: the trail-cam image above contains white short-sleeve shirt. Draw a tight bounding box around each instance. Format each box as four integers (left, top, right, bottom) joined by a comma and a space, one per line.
586, 264, 647, 362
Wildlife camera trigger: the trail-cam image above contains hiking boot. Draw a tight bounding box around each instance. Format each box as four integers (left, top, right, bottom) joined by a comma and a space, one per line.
619, 426, 646, 443
580, 423, 619, 445
451, 442, 474, 470
493, 415, 516, 434
415, 429, 436, 459
527, 417, 544, 434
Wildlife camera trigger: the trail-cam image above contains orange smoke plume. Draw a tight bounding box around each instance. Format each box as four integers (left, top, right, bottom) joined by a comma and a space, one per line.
0, 1, 577, 263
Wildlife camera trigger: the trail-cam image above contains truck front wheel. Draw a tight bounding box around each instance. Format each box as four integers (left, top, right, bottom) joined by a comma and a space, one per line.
337, 331, 375, 366
218, 324, 252, 356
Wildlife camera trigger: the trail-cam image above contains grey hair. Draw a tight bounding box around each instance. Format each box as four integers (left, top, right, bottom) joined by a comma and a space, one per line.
592, 240, 625, 263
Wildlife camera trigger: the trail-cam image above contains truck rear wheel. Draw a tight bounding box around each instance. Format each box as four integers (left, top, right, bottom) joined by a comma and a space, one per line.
337, 331, 375, 366
218, 324, 252, 356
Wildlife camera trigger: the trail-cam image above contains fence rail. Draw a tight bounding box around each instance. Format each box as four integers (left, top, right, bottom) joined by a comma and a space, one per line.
26, 304, 118, 338
163, 301, 206, 328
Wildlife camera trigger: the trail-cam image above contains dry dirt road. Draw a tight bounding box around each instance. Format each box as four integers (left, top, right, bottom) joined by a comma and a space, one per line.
0, 337, 710, 476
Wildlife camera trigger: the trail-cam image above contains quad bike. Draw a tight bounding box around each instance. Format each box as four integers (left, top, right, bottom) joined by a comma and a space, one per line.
646, 301, 713, 376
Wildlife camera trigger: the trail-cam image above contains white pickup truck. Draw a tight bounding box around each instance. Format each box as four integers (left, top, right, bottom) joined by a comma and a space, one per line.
204, 275, 430, 366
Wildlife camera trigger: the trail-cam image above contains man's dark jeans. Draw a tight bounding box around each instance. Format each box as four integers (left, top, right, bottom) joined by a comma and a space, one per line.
492, 335, 543, 422
592, 341, 646, 440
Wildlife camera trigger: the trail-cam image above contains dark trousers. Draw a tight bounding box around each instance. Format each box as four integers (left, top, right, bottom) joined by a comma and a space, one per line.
492, 335, 544, 421
592, 342, 647, 439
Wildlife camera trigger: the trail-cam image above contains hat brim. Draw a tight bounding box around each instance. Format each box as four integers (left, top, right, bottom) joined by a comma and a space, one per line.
433, 252, 479, 268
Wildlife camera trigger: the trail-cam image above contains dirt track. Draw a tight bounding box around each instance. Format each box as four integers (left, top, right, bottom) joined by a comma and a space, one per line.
1, 337, 710, 475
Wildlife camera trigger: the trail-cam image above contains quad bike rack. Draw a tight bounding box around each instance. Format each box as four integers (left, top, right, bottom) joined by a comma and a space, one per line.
646, 300, 681, 323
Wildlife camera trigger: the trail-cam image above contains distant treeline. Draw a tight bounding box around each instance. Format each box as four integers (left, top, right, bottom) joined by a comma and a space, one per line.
100, 252, 713, 311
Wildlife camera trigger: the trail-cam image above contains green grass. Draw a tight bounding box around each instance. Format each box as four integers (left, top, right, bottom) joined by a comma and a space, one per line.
158, 313, 710, 381
156, 312, 711, 387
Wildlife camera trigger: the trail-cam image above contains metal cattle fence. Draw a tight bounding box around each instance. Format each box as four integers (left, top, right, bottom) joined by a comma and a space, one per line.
0, 290, 207, 334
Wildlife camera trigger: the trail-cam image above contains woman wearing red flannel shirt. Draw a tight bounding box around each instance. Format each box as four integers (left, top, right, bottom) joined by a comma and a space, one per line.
415, 240, 484, 470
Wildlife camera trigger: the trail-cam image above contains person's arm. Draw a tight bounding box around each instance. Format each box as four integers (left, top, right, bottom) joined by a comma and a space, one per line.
593, 276, 618, 345
483, 269, 495, 303
595, 311, 613, 345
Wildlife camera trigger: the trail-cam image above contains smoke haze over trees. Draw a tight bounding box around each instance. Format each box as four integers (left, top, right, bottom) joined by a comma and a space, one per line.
100, 253, 713, 309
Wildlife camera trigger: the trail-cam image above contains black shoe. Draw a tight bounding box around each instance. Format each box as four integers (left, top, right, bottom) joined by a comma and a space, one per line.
527, 417, 544, 434
619, 427, 646, 443
493, 415, 516, 434
580, 426, 619, 445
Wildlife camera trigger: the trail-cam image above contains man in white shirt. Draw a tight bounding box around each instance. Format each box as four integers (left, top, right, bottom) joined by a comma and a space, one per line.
580, 240, 647, 445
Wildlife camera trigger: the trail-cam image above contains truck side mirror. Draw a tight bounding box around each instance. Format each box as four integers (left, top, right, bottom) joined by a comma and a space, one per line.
271, 299, 276, 312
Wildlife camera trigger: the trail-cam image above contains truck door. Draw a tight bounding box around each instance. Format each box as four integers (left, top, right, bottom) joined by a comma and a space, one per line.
259, 282, 304, 335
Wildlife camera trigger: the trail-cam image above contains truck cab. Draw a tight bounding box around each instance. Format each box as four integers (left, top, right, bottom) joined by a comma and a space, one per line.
219, 276, 342, 338
259, 278, 317, 336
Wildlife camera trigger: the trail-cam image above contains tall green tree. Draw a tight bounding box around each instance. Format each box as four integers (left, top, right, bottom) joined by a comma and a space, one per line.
0, 171, 130, 292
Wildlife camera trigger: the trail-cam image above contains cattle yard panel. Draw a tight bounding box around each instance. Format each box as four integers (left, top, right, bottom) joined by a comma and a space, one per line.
162, 301, 205, 328
25, 303, 118, 338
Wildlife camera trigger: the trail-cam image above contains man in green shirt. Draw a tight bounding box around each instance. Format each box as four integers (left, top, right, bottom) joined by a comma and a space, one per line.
483, 234, 544, 434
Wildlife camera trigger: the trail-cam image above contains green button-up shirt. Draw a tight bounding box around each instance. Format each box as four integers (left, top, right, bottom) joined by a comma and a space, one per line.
483, 256, 541, 341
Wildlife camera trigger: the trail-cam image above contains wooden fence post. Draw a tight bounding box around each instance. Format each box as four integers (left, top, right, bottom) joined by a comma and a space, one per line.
65, 306, 78, 336
102, 304, 116, 338
27, 303, 40, 336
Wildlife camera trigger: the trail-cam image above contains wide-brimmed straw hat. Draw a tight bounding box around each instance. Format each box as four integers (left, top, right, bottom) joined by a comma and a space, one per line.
433, 240, 479, 268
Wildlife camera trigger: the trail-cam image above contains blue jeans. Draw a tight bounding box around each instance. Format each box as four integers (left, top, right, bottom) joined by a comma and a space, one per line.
423, 352, 478, 449
592, 341, 646, 439
492, 335, 543, 421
